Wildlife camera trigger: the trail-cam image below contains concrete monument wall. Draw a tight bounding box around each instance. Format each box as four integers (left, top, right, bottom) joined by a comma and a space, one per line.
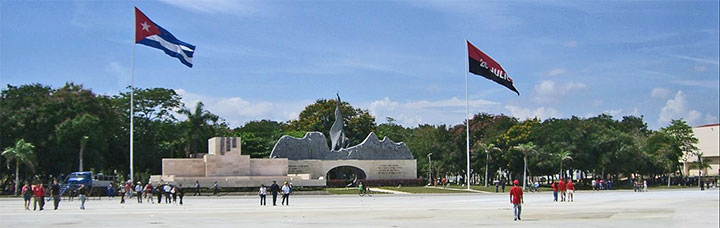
162, 158, 205, 177
288, 159, 417, 180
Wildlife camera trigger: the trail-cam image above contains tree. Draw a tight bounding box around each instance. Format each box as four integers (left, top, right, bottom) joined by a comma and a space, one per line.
2, 139, 37, 196
178, 101, 220, 158
474, 142, 500, 187
288, 98, 376, 147
512, 142, 537, 190
661, 119, 698, 179
554, 149, 573, 179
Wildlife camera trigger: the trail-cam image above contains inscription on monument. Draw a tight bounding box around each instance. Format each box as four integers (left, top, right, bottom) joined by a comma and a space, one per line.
288, 163, 310, 173
377, 164, 402, 175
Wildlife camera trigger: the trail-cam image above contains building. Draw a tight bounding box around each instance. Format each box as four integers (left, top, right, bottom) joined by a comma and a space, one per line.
151, 137, 325, 188
682, 124, 719, 176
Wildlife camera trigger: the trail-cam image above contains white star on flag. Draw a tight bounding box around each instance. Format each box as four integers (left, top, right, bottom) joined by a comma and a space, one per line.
141, 21, 151, 31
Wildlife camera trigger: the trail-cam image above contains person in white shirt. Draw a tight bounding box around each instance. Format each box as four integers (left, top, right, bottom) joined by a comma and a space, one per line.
259, 184, 267, 206
163, 183, 172, 204
281, 182, 291, 206
135, 182, 143, 203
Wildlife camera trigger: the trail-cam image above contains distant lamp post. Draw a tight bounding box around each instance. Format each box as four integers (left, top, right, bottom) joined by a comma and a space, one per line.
427, 153, 433, 185
79, 136, 89, 172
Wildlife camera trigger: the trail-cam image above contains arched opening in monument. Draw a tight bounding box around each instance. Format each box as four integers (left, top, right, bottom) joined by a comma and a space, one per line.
326, 166, 367, 181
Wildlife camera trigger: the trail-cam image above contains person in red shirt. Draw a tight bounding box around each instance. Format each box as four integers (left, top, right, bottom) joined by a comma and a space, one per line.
558, 179, 567, 202
551, 181, 558, 202
509, 180, 523, 221
566, 180, 575, 202
32, 183, 46, 211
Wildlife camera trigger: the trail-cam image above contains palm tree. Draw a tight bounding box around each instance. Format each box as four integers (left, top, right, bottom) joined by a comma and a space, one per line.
512, 142, 537, 191
2, 139, 37, 196
555, 149, 573, 180
475, 142, 501, 187
178, 101, 219, 158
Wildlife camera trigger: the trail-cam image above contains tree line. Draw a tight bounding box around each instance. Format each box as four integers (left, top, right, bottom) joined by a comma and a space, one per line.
1, 83, 701, 190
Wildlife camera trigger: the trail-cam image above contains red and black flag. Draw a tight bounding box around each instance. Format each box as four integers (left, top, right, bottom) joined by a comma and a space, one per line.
467, 40, 519, 95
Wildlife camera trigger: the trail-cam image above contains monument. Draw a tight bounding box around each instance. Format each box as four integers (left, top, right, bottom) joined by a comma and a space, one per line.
270, 94, 417, 182
153, 94, 417, 187
150, 136, 324, 188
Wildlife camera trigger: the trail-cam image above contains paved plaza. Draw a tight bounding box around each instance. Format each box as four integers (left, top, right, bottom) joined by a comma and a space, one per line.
0, 189, 717, 227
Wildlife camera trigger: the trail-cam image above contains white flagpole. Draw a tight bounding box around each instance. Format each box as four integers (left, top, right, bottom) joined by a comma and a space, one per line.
465, 39, 471, 190
129, 9, 135, 182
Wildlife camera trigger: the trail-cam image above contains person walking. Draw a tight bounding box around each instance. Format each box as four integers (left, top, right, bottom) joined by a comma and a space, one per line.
32, 182, 45, 211
566, 180, 575, 202
163, 183, 172, 204
509, 180, 523, 221
78, 184, 87, 210
212, 181, 219, 196
501, 178, 506, 192
119, 184, 126, 204
643, 179, 648, 192
107, 183, 115, 199
270, 181, 280, 206
50, 179, 61, 210
125, 180, 132, 199
194, 180, 201, 196
281, 182, 291, 206
155, 184, 163, 204
145, 182, 154, 204
21, 182, 32, 210
259, 184, 267, 206
177, 184, 184, 205
171, 185, 178, 204
551, 181, 558, 202
558, 179, 567, 202
135, 182, 143, 203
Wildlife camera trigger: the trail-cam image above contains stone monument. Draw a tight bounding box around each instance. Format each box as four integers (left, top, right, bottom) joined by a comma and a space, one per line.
270, 94, 417, 181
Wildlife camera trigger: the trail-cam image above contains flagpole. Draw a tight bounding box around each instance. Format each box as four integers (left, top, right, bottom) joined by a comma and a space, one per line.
465, 39, 471, 190
129, 10, 135, 182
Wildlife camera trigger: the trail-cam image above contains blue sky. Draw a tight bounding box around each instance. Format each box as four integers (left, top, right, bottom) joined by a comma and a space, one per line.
1, 0, 718, 129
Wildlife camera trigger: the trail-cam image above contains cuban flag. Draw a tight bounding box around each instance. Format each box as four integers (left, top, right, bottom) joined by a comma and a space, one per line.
135, 7, 195, 68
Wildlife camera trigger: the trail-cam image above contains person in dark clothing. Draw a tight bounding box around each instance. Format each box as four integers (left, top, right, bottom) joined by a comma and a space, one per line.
50, 180, 61, 210
156, 184, 163, 204
270, 181, 280, 206
194, 180, 200, 196
501, 178, 506, 192
177, 184, 184, 205
212, 181, 219, 196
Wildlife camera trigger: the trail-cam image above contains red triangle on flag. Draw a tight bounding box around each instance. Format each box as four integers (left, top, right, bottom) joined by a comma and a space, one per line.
135, 7, 162, 43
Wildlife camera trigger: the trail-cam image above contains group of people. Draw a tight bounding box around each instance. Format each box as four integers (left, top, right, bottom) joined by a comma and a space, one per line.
21, 179, 88, 211
591, 178, 611, 190
115, 181, 185, 205
550, 179, 575, 202
258, 181, 292, 206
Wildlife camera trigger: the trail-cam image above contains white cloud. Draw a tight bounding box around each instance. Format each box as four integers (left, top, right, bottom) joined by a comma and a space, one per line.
158, 0, 259, 15
650, 87, 671, 99
704, 114, 719, 124
546, 68, 567, 76
532, 80, 587, 103
504, 105, 560, 120
368, 97, 499, 127
658, 91, 708, 126
603, 109, 622, 117
693, 65, 707, 72
564, 40, 577, 48
175, 89, 308, 127
672, 55, 719, 65
105, 61, 129, 88
671, 80, 720, 89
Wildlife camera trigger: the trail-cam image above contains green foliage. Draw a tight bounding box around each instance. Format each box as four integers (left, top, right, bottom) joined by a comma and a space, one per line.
288, 98, 376, 146
0, 82, 705, 184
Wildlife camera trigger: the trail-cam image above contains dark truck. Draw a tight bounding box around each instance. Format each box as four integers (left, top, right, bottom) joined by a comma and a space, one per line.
61, 171, 114, 197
